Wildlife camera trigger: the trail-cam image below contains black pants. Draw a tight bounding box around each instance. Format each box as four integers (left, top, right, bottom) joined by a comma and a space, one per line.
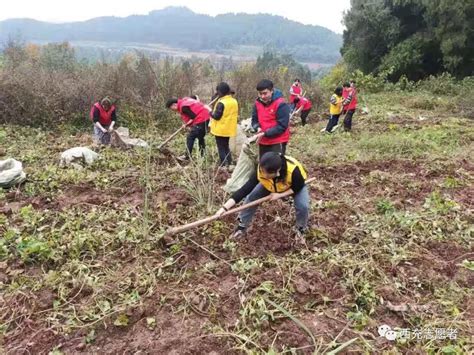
301, 109, 311, 126
186, 122, 206, 157
325, 114, 340, 133
259, 142, 287, 158
215, 136, 232, 166
343, 109, 355, 131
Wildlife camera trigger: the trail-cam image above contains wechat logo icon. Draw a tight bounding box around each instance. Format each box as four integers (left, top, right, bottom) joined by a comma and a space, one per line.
378, 324, 397, 341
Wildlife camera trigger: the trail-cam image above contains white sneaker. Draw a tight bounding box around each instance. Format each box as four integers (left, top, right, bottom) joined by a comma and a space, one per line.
176, 155, 189, 162
320, 127, 327, 132
230, 227, 247, 239
331, 125, 339, 133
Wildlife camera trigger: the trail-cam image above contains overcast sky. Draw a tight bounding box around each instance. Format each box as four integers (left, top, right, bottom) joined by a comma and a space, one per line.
0, 0, 351, 33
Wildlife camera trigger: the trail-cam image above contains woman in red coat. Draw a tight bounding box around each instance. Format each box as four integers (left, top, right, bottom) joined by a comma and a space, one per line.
90, 97, 116, 145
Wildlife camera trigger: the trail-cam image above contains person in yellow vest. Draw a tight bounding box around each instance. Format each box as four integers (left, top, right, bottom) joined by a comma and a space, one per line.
215, 152, 310, 239
208, 82, 239, 167
322, 86, 344, 133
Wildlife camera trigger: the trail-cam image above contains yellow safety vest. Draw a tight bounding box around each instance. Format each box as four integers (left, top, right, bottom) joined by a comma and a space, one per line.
209, 95, 238, 137
329, 94, 343, 115
257, 156, 307, 193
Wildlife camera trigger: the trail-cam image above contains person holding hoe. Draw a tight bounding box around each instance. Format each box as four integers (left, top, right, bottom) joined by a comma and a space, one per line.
166, 96, 211, 161
322, 86, 345, 133
292, 96, 312, 126
215, 151, 310, 240
342, 80, 357, 132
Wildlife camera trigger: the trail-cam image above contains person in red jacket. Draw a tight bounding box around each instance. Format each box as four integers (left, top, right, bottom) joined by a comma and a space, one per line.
342, 80, 358, 131
166, 97, 210, 160
292, 96, 312, 126
90, 97, 116, 145
289, 78, 303, 106
251, 79, 291, 157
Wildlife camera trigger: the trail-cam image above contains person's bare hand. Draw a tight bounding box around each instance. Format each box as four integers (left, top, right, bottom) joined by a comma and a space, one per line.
249, 132, 265, 144
269, 193, 283, 201
215, 207, 226, 217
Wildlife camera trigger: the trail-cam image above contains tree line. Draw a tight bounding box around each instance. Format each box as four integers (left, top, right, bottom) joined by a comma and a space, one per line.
341, 0, 474, 81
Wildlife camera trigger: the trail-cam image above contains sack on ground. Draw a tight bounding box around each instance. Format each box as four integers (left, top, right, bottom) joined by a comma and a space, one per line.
60, 147, 99, 167
0, 158, 26, 188
111, 127, 149, 149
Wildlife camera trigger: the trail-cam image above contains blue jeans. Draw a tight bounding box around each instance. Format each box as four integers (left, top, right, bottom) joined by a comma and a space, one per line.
238, 183, 310, 230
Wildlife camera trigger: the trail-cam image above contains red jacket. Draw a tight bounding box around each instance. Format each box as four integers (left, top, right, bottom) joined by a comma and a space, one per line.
255, 97, 290, 145
289, 84, 302, 103
296, 97, 312, 111
343, 88, 357, 110
90, 102, 116, 126
177, 98, 210, 125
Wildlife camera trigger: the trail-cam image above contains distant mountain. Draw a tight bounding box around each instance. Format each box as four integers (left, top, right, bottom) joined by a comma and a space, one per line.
0, 6, 342, 63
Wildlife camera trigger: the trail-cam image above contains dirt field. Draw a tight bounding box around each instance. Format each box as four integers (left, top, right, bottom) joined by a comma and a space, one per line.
1, 93, 473, 354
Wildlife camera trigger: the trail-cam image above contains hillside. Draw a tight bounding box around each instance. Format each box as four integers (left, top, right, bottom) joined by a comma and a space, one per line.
0, 6, 342, 63
1, 85, 473, 353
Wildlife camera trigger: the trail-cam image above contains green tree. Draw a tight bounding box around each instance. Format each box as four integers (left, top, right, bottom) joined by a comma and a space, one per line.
341, 0, 474, 80
341, 0, 400, 73
40, 42, 76, 72
256, 51, 311, 83
424, 0, 474, 77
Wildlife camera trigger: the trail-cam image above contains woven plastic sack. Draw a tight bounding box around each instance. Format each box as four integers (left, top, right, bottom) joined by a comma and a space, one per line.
229, 124, 247, 158
111, 127, 149, 149
0, 159, 26, 188
223, 140, 257, 193
60, 147, 99, 167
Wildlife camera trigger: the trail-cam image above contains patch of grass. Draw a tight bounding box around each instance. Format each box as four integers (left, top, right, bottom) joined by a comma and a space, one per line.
376, 198, 396, 215
356, 124, 467, 159
292, 115, 473, 165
